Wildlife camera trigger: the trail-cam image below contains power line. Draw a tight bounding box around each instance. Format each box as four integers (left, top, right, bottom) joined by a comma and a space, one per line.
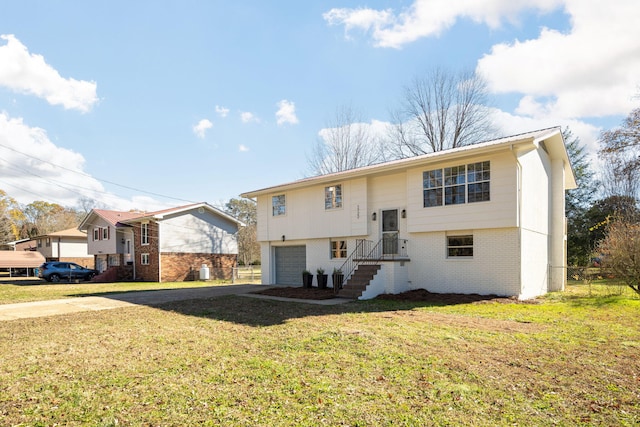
0, 142, 197, 204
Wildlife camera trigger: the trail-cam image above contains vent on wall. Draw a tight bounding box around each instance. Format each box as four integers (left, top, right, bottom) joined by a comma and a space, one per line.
198, 207, 205, 214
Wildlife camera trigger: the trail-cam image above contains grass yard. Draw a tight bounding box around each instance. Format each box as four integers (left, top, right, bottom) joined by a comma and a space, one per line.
0, 278, 257, 305
0, 283, 638, 426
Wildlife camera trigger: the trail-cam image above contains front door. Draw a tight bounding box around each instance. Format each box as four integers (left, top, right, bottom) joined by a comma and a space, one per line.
382, 209, 399, 255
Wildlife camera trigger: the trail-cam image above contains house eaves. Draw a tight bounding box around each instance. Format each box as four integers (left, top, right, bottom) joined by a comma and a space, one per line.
241, 127, 576, 198
119, 202, 246, 227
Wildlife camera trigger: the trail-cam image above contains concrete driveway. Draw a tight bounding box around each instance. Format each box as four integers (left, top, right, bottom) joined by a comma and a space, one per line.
0, 284, 267, 322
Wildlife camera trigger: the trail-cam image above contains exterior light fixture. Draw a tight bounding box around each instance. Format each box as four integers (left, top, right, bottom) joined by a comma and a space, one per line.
372, 212, 377, 221
282, 235, 286, 242
401, 209, 406, 218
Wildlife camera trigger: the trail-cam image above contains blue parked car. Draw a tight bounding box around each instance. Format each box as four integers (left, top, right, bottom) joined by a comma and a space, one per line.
38, 262, 98, 282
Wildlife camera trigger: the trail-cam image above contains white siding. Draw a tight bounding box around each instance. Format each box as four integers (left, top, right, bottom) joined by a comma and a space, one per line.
406, 151, 518, 233
408, 228, 521, 296
367, 172, 408, 242
58, 238, 90, 257
160, 211, 238, 254
519, 146, 551, 234
257, 178, 368, 242
87, 218, 117, 255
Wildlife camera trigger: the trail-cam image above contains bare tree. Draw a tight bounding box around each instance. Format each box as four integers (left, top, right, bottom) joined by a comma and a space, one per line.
389, 67, 496, 157
307, 104, 385, 175
598, 215, 640, 296
599, 106, 640, 199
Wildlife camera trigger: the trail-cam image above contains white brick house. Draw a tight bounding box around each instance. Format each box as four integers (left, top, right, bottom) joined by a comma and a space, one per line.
241, 127, 576, 300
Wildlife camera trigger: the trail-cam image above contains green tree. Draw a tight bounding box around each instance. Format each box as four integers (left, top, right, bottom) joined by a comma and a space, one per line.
225, 198, 260, 266
586, 195, 639, 254
0, 190, 19, 244
22, 201, 80, 237
564, 129, 597, 265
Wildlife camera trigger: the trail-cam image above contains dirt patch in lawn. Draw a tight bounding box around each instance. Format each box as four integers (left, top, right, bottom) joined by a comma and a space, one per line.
253, 286, 542, 304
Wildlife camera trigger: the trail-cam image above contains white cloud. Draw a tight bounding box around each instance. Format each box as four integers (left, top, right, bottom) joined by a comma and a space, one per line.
477, 0, 640, 119
215, 105, 229, 117
275, 99, 299, 126
324, 0, 562, 49
0, 111, 171, 211
240, 111, 259, 123
0, 111, 104, 206
239, 144, 249, 152
0, 34, 98, 112
193, 119, 213, 138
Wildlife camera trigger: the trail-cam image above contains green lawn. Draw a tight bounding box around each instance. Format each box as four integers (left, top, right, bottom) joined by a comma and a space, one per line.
0, 283, 638, 426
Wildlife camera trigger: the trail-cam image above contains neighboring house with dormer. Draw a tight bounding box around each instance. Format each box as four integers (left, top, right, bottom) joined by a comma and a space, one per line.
241, 127, 576, 300
78, 203, 243, 282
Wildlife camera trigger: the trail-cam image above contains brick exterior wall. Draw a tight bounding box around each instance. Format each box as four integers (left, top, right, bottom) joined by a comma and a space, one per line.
132, 221, 160, 282
129, 220, 237, 282
161, 253, 237, 282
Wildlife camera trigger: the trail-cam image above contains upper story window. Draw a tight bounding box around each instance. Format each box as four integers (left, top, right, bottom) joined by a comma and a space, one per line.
423, 169, 442, 207
325, 185, 342, 209
141, 222, 149, 245
45, 238, 51, 247
93, 228, 99, 241
102, 227, 109, 240
467, 161, 491, 203
424, 161, 490, 207
272, 194, 286, 216
37, 239, 42, 248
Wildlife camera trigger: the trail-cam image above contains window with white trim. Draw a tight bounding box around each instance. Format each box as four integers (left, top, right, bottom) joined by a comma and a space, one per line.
93, 228, 99, 241
467, 161, 491, 203
325, 185, 342, 209
141, 253, 150, 265
423, 161, 490, 207
272, 194, 286, 216
444, 165, 466, 205
423, 169, 442, 207
330, 240, 347, 259
141, 222, 149, 245
447, 235, 473, 258
102, 227, 109, 240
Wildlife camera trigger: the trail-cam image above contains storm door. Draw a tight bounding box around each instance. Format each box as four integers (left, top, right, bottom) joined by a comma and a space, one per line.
381, 209, 399, 255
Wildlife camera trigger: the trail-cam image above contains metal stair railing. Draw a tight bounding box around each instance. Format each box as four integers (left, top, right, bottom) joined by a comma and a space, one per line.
335, 238, 385, 293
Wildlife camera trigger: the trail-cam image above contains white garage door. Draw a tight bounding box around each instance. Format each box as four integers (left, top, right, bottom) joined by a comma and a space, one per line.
275, 245, 306, 285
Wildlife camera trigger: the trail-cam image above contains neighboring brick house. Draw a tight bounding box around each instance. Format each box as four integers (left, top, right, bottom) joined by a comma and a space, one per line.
241, 127, 577, 300
78, 203, 243, 282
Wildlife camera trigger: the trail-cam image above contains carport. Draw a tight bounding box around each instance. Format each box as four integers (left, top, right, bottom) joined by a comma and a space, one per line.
0, 251, 46, 277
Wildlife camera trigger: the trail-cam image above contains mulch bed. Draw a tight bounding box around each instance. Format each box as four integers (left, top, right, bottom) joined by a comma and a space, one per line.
253, 286, 338, 300
252, 286, 539, 304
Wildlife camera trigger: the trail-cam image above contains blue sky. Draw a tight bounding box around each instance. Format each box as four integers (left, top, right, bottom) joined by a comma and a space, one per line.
0, 0, 638, 210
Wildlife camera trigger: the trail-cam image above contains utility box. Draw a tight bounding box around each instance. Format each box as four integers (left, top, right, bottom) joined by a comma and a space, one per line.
199, 264, 210, 280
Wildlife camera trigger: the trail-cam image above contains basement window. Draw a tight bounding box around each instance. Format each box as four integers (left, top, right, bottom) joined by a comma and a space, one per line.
447, 235, 473, 258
